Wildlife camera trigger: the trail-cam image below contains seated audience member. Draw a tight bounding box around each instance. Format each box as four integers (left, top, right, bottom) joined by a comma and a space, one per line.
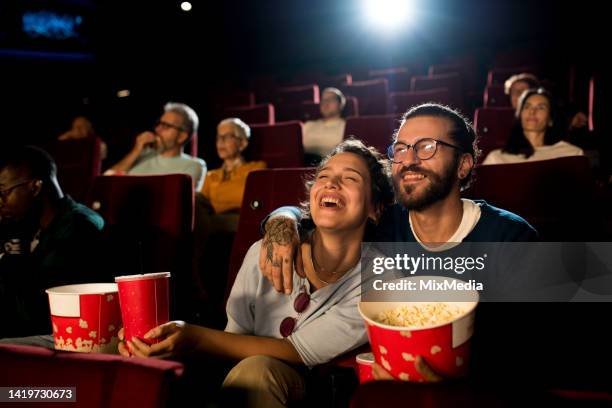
0, 146, 104, 339
506, 73, 588, 133
105, 102, 206, 190
192, 118, 265, 305
201, 118, 266, 215
504, 73, 540, 110
302, 87, 347, 165
483, 88, 584, 165
119, 139, 395, 408
58, 115, 108, 160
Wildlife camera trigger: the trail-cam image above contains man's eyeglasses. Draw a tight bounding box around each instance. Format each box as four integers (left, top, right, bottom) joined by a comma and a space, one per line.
0, 180, 31, 202
279, 287, 310, 337
155, 120, 185, 132
387, 138, 462, 163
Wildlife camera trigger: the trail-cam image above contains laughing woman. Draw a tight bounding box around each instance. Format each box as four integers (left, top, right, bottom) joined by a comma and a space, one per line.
118, 138, 394, 407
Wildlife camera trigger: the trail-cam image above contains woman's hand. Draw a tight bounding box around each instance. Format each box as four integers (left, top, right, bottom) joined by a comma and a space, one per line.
118, 321, 200, 359
371, 356, 443, 382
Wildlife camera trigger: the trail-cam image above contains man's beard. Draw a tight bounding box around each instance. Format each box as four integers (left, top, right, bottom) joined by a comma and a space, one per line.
393, 158, 458, 212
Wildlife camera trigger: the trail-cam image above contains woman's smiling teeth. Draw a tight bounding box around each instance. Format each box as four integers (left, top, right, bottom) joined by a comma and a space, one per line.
320, 196, 344, 208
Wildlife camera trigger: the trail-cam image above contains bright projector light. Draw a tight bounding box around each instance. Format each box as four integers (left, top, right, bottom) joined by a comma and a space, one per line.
363, 0, 411, 29
180, 2, 192, 12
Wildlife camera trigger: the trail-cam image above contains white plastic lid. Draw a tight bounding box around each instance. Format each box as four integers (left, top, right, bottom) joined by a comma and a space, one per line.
114, 272, 171, 282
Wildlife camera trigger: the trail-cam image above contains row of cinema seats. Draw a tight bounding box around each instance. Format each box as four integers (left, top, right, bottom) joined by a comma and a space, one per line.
216, 52, 551, 127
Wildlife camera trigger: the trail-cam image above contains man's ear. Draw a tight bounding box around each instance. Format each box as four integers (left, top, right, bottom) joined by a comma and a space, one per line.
458, 153, 474, 180
178, 131, 191, 145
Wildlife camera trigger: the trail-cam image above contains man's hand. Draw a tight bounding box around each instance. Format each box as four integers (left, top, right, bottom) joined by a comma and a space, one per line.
371, 356, 444, 382
134, 131, 159, 153
258, 217, 304, 294
118, 321, 198, 359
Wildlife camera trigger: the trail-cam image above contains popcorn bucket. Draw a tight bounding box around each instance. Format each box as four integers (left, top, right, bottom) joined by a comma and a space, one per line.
46, 283, 122, 353
359, 276, 479, 382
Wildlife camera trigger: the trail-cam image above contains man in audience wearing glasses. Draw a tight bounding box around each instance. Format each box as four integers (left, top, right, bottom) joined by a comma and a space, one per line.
106, 102, 207, 190
0, 146, 104, 340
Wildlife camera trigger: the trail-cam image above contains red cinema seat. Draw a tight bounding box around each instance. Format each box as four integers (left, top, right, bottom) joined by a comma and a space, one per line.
494, 49, 541, 69
275, 101, 322, 123
247, 121, 304, 168
0, 344, 184, 408
318, 73, 353, 89
43, 137, 103, 202
429, 62, 478, 93
222, 104, 275, 125
87, 174, 194, 313
465, 156, 594, 240
369, 67, 412, 92
411, 73, 464, 113
487, 66, 539, 86
341, 79, 389, 115
344, 114, 400, 154
225, 168, 314, 301
473, 107, 515, 159
483, 84, 510, 107
217, 91, 255, 108
275, 96, 359, 122
275, 84, 320, 104
388, 88, 452, 114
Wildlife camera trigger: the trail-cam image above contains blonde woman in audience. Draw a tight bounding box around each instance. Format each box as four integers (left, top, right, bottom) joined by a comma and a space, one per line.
302, 87, 347, 165
483, 88, 583, 165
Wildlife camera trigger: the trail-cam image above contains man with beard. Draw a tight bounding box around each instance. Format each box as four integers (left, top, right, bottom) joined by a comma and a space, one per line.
0, 146, 104, 339
375, 103, 537, 245
105, 102, 207, 190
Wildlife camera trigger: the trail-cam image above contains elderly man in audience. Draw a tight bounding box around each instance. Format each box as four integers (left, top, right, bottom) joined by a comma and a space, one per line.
0, 146, 104, 341
106, 102, 207, 190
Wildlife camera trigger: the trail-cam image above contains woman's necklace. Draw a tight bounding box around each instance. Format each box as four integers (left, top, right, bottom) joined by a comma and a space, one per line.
309, 233, 353, 286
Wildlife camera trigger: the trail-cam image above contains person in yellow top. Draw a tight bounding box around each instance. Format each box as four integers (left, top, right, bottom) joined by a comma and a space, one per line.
201, 118, 266, 213
193, 118, 266, 307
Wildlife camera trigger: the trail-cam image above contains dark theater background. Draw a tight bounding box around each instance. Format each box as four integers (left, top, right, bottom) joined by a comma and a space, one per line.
1, 0, 612, 407
0, 0, 609, 165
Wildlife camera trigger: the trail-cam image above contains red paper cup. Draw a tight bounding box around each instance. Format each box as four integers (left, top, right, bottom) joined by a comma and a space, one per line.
115, 272, 170, 348
359, 276, 479, 382
46, 283, 122, 353
356, 352, 375, 384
